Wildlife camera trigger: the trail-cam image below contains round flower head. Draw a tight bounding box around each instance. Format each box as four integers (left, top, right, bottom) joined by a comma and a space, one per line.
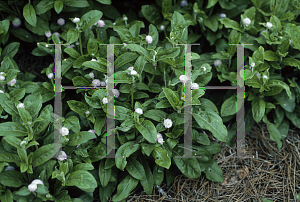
214, 59, 222, 67
17, 103, 25, 109
135, 108, 143, 115
57, 18, 65, 25
180, 0, 188, 7
89, 72, 94, 78
31, 179, 44, 185
73, 17, 80, 23
112, 89, 120, 98
243, 18, 251, 26
88, 129, 95, 134
53, 32, 60, 38
123, 42, 127, 47
289, 39, 292, 45
0, 90, 4, 93
100, 81, 106, 86
92, 79, 101, 86
57, 151, 67, 161
12, 18, 21, 28
28, 183, 37, 192
163, 119, 173, 128
179, 75, 189, 84
266, 22, 272, 28
250, 63, 255, 68
191, 83, 199, 90
0, 75, 5, 81
219, 13, 226, 18
48, 73, 54, 79
113, 22, 116, 25
91, 59, 97, 62
0, 72, 4, 74
97, 20, 105, 28
102, 97, 108, 104
85, 111, 90, 115
123, 16, 128, 21
45, 31, 52, 38
8, 78, 17, 86
157, 138, 164, 145
145, 35, 153, 44
157, 133, 163, 140
128, 66, 134, 71
131, 70, 137, 75
5, 166, 15, 171
59, 127, 69, 136
263, 75, 268, 79
160, 25, 165, 31
20, 141, 27, 146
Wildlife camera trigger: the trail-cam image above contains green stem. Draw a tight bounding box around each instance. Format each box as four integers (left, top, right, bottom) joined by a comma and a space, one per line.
164, 68, 166, 87
148, 66, 156, 87
79, 32, 83, 56
228, 56, 232, 70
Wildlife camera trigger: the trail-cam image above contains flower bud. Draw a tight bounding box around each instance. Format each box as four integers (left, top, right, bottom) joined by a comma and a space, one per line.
135, 108, 143, 115
57, 151, 67, 161
266, 22, 272, 28
219, 13, 226, 18
73, 17, 80, 23
179, 75, 188, 84
0, 75, 5, 81
57, 18, 65, 25
102, 97, 108, 104
17, 103, 25, 109
89, 72, 94, 78
145, 35, 153, 44
45, 31, 52, 38
12, 18, 21, 28
59, 127, 69, 136
163, 119, 173, 128
180, 0, 188, 7
243, 18, 251, 26
48, 73, 54, 79
214, 59, 222, 67
97, 20, 105, 28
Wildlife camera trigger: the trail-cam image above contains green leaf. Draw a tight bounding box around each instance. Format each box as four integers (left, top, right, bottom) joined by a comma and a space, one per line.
203, 14, 219, 32
64, 48, 80, 59
220, 94, 237, 117
111, 175, 139, 201
52, 32, 60, 43
136, 120, 157, 144
227, 30, 241, 57
0, 170, 24, 187
0, 122, 27, 136
268, 79, 292, 100
99, 180, 117, 202
206, 0, 219, 8
82, 61, 107, 73
141, 5, 162, 25
286, 23, 300, 51
266, 122, 282, 149
125, 44, 152, 62
63, 0, 89, 7
264, 50, 280, 61
115, 52, 138, 69
54, 0, 63, 14
125, 158, 146, 180
14, 186, 31, 196
162, 88, 180, 110
67, 100, 88, 117
172, 145, 201, 179
0, 19, 9, 43
99, 160, 111, 187
85, 94, 102, 109
73, 163, 94, 171
162, 0, 172, 20
192, 108, 227, 142
1, 42, 20, 59
65, 170, 97, 190
67, 28, 79, 45
152, 147, 171, 169
251, 97, 265, 123
115, 141, 135, 171
72, 76, 90, 87
153, 164, 164, 186
96, 0, 112, 4
9, 28, 34, 43
80, 10, 103, 31
0, 93, 19, 117
0, 153, 20, 165
204, 159, 223, 182
0, 189, 13, 202
35, 0, 54, 15
156, 47, 180, 61
32, 144, 60, 167
219, 18, 242, 32
3, 136, 21, 148
156, 100, 171, 108
25, 93, 43, 118
273, 88, 295, 112
197, 132, 210, 146
143, 109, 168, 122
23, 3, 37, 27
282, 57, 300, 69
68, 131, 96, 146
87, 38, 98, 56
139, 156, 154, 195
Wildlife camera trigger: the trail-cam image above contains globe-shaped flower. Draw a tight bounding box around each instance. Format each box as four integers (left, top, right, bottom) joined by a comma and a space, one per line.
191, 83, 199, 90
73, 17, 80, 23
57, 151, 67, 161
97, 20, 105, 28
102, 97, 108, 104
135, 108, 143, 115
214, 59, 222, 67
92, 79, 101, 86
250, 63, 255, 68
85, 111, 90, 115
12, 18, 21, 28
20, 141, 27, 146
0, 75, 5, 81
89, 72, 94, 78
160, 25, 165, 30
179, 75, 189, 84
112, 89, 120, 98
145, 35, 153, 44
163, 119, 173, 128
263, 75, 268, 79
28, 183, 37, 192
45, 31, 52, 38
180, 0, 188, 7
31, 179, 44, 186
7, 78, 17, 86
131, 70, 137, 75
219, 13, 226, 18
57, 18, 65, 25
266, 22, 272, 28
0, 90, 4, 93
59, 127, 69, 136
17, 103, 25, 109
243, 18, 251, 26
156, 133, 164, 145
128, 66, 134, 71
48, 73, 54, 79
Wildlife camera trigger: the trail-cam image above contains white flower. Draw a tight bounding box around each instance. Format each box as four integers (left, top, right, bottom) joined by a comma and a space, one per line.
59, 127, 69, 136
20, 141, 27, 146
263, 75, 268, 79
191, 83, 199, 90
88, 129, 95, 134
17, 103, 25, 109
97, 20, 105, 28
145, 35, 153, 44
89, 72, 94, 78
266, 22, 272, 28
113, 22, 116, 25
289, 39, 292, 44
8, 78, 17, 86
123, 43, 127, 46
57, 18, 65, 25
65, 138, 69, 142
0, 72, 4, 74
255, 73, 261, 81
214, 59, 222, 66
5, 166, 15, 171
28, 183, 37, 192
157, 133, 163, 140
76, 42, 80, 45
160, 25, 165, 30
12, 18, 21, 28
73, 17, 80, 23
91, 59, 97, 62
180, 0, 188, 7
0, 75, 4, 81
156, 133, 164, 145
100, 81, 106, 86
112, 89, 120, 98
243, 18, 251, 26
163, 119, 173, 128
0, 90, 3, 93
123, 16, 128, 21
128, 66, 134, 71
135, 108, 143, 115
179, 75, 189, 84
57, 151, 67, 161
31, 179, 44, 185
131, 70, 137, 75
250, 63, 255, 68
219, 13, 226, 18
53, 32, 60, 38
45, 31, 52, 38
102, 97, 108, 104
157, 138, 164, 145
279, 36, 282, 39
92, 79, 101, 86
85, 111, 90, 115
48, 73, 54, 79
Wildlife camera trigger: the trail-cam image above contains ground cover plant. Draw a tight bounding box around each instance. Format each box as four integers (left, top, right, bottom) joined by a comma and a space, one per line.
0, 0, 300, 201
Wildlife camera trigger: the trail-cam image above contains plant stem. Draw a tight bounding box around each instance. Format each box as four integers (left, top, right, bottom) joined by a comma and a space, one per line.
228, 56, 232, 70
148, 66, 156, 87
79, 32, 83, 56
